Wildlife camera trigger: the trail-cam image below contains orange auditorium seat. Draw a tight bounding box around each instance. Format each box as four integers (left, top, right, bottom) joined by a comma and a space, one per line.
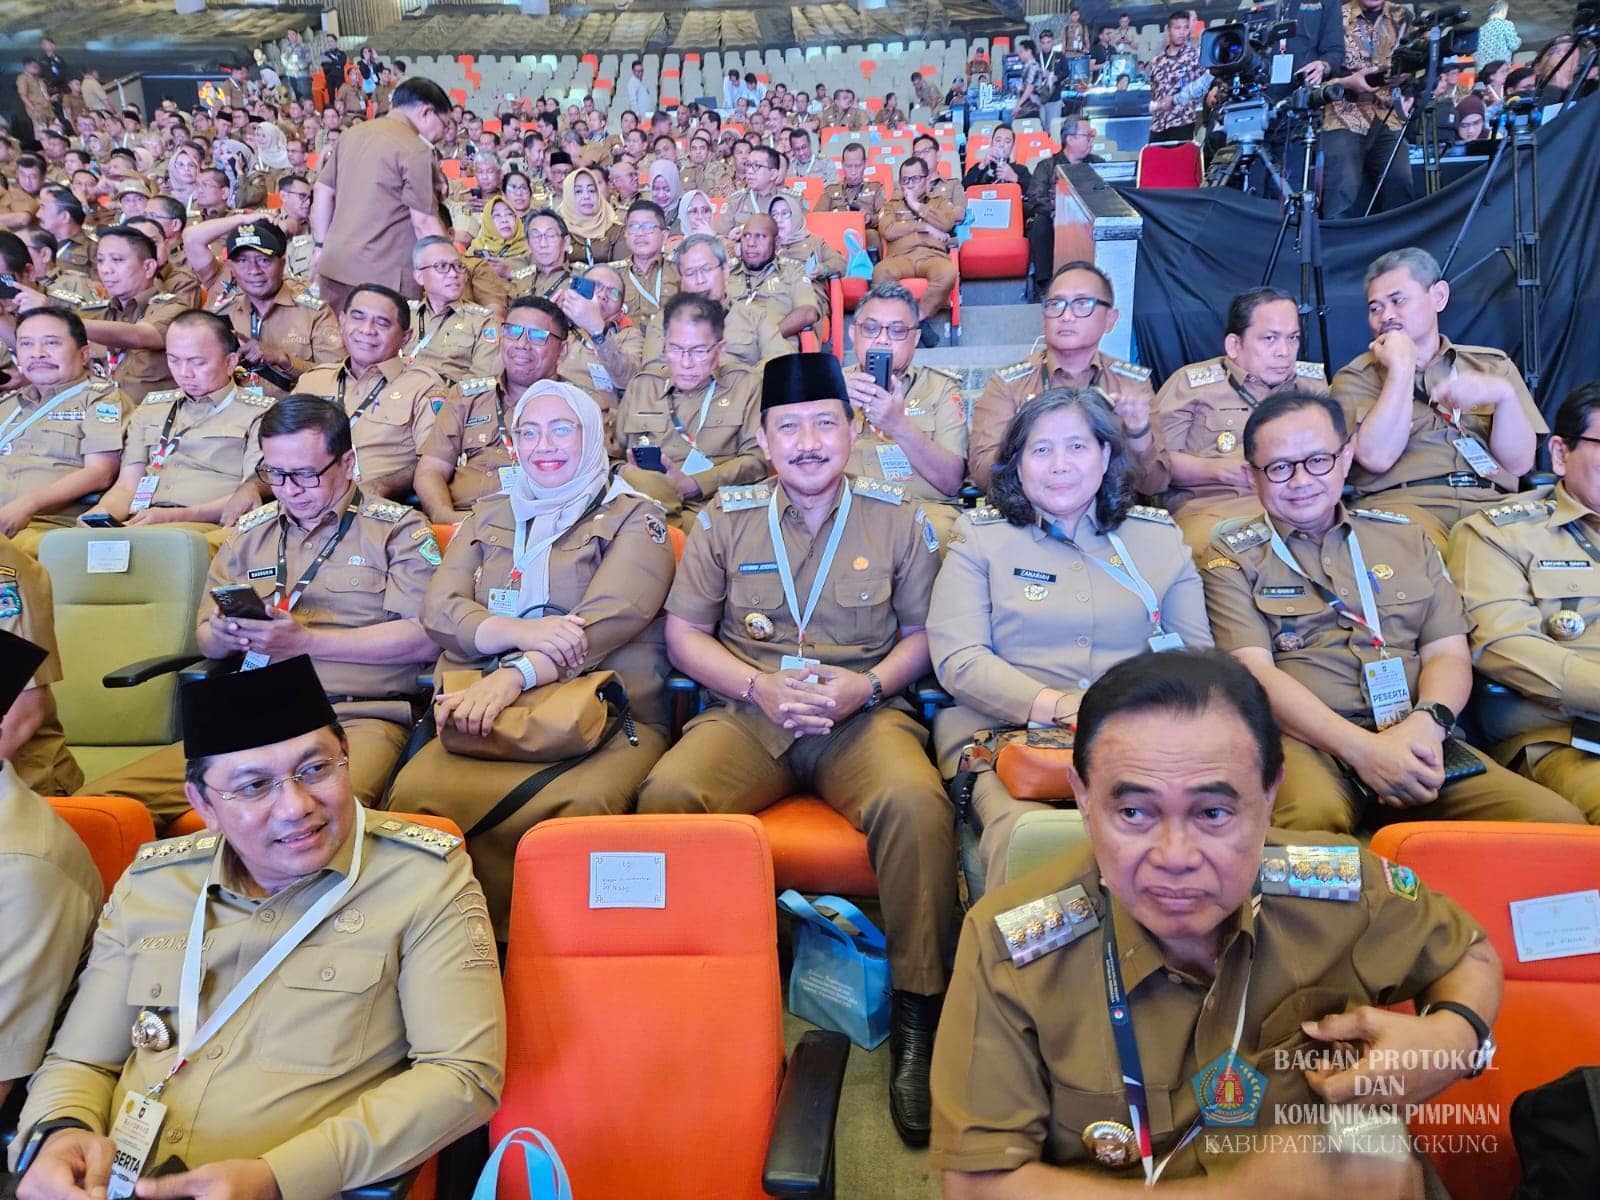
959, 183, 1030, 278
430, 523, 457, 552
1369, 821, 1600, 1200
806, 209, 868, 311
48, 795, 156, 894
756, 795, 876, 896
785, 175, 823, 208
491, 814, 847, 1198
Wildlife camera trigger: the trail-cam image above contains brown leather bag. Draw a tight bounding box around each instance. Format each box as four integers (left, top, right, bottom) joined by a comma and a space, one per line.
436, 668, 624, 762
961, 726, 1077, 802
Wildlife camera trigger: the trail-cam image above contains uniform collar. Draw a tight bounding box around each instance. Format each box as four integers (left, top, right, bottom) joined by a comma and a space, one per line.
1041, 346, 1104, 387
246, 280, 298, 313
772, 476, 849, 527
109, 284, 159, 317
344, 356, 403, 385
28, 374, 94, 404
1279, 501, 1353, 543
1550, 483, 1593, 527
1106, 882, 1256, 992
1419, 333, 1458, 386
183, 382, 237, 407
287, 482, 359, 534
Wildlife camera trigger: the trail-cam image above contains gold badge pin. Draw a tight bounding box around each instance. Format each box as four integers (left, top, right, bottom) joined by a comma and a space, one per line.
1547, 609, 1587, 641
1024, 584, 1048, 602
853, 556, 869, 570
1082, 1120, 1137, 1167
1216, 431, 1238, 453
1371, 564, 1394, 580
744, 612, 775, 641
1274, 630, 1304, 652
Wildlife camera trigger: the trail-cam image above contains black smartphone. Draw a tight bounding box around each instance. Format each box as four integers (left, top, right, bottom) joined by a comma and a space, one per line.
211, 584, 270, 621
866, 348, 893, 391
0, 273, 17, 301
570, 275, 596, 300
82, 512, 123, 528
632, 442, 665, 472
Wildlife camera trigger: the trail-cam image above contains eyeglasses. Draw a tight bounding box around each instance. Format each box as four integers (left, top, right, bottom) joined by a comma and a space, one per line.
1252, 445, 1346, 484
529, 229, 564, 243
503, 324, 560, 342
420, 261, 465, 275
201, 755, 349, 804
515, 420, 579, 441
1042, 295, 1111, 319
664, 342, 717, 361
857, 319, 917, 342
1566, 434, 1600, 449
582, 282, 623, 301
626, 221, 666, 234
255, 458, 341, 488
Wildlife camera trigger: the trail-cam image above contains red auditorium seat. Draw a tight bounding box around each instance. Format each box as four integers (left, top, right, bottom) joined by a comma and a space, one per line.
1136, 141, 1203, 188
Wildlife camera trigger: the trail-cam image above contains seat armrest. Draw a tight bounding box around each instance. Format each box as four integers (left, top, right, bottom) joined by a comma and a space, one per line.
957, 483, 984, 508
102, 653, 205, 688
913, 673, 954, 722
1523, 470, 1557, 490
177, 655, 244, 684
341, 1167, 418, 1200
665, 672, 702, 694
763, 1029, 849, 1198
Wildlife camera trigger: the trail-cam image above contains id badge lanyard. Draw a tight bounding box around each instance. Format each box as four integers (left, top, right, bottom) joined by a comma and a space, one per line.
667, 380, 717, 453
149, 388, 237, 474
768, 483, 853, 660
274, 494, 361, 611
337, 368, 389, 428
1264, 520, 1387, 654
151, 806, 368, 1098
0, 379, 93, 455
1040, 520, 1176, 644
1100, 889, 1256, 1187
629, 264, 662, 311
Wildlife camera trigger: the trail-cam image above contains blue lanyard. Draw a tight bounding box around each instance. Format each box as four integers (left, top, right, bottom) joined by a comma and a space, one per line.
768, 483, 853, 655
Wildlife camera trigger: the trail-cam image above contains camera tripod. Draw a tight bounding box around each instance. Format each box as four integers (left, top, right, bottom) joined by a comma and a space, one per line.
1441, 99, 1544, 399
1261, 107, 1334, 376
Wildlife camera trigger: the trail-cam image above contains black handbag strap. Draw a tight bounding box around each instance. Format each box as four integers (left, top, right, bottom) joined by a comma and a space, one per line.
464, 675, 634, 840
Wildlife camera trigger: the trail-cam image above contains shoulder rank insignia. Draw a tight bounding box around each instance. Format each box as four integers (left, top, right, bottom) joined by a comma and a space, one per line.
237, 391, 274, 409
461, 302, 490, 316
370, 817, 462, 858
459, 376, 498, 397
1259, 844, 1361, 901
361, 499, 409, 523
1351, 507, 1411, 524
1220, 519, 1271, 553
996, 359, 1037, 384
993, 883, 1099, 966
236, 500, 281, 532
1185, 362, 1226, 388
131, 833, 221, 871
716, 483, 771, 512
143, 389, 182, 405
929, 365, 963, 385
1294, 361, 1327, 380
1106, 358, 1151, 382
149, 293, 178, 303
1126, 504, 1174, 526
47, 287, 92, 307
293, 291, 326, 310
852, 475, 905, 504
87, 378, 114, 393
968, 503, 1007, 525
510, 264, 539, 281
1484, 500, 1549, 526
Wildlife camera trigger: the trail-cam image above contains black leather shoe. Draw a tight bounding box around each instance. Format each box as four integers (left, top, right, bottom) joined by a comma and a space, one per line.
889, 989, 943, 1147
918, 318, 941, 349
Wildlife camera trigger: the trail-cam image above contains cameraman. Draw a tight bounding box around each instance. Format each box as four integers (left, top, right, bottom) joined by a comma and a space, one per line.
1322, 0, 1415, 218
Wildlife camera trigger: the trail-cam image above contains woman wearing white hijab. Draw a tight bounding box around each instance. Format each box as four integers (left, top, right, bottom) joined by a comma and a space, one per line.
390, 380, 677, 936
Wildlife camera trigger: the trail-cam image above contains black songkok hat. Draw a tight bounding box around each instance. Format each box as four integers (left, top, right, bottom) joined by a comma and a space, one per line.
0, 629, 48, 717
761, 351, 852, 414
182, 654, 337, 759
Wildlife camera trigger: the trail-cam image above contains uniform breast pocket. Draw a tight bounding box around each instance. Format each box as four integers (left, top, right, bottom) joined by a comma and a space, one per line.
34, 426, 85, 463
125, 952, 184, 1067
1048, 1083, 1152, 1164
317, 564, 389, 618
1530, 565, 1596, 604
835, 573, 893, 641
364, 397, 414, 428
1197, 407, 1249, 454
257, 947, 388, 1074
184, 431, 249, 479
623, 408, 671, 441
1256, 986, 1350, 1055
729, 575, 778, 627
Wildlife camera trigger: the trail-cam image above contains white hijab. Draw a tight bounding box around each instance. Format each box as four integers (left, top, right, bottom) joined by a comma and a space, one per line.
508, 380, 642, 612
255, 123, 292, 170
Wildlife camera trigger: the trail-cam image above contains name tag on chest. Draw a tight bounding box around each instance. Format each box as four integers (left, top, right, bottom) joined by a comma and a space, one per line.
739, 561, 779, 574
1538, 560, 1591, 570
1013, 568, 1057, 584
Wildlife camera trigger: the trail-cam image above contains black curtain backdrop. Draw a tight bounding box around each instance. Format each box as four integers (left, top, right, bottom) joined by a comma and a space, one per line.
1120, 96, 1600, 418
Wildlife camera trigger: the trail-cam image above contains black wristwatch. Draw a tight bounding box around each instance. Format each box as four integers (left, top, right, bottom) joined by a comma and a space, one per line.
863, 671, 884, 710
14, 1117, 93, 1175
1420, 1000, 1495, 1078
1416, 701, 1456, 732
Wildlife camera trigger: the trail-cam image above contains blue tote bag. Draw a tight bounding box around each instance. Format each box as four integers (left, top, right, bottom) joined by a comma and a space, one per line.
778, 889, 892, 1050
473, 1126, 572, 1200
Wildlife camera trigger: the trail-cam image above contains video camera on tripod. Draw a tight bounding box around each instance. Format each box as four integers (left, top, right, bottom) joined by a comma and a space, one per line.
1198, 21, 1345, 154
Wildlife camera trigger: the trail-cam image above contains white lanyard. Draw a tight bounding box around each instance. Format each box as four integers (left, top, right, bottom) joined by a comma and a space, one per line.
669, 380, 717, 446
163, 805, 366, 1095
1040, 521, 1165, 631
629, 264, 661, 310
508, 515, 568, 587
767, 484, 853, 654
0, 379, 92, 453
1265, 519, 1387, 652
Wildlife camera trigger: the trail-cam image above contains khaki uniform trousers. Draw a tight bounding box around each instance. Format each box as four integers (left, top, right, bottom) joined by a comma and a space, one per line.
84, 716, 409, 829
871, 247, 958, 321
636, 705, 957, 996
1516, 745, 1600, 825
1273, 734, 1586, 833
390, 723, 668, 939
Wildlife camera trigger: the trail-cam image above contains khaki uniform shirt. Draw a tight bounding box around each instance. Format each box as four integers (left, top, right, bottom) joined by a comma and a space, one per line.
0, 186, 40, 221
94, 286, 190, 402
557, 326, 628, 429
1448, 486, 1600, 754
565, 223, 622, 269
877, 197, 958, 258
507, 264, 571, 300
11, 821, 506, 1200
669, 476, 941, 756
0, 376, 131, 520
613, 258, 679, 323
930, 832, 1483, 1178
842, 365, 968, 507
404, 299, 501, 384
816, 180, 887, 229
715, 188, 788, 236
1203, 505, 1468, 722
680, 162, 728, 197
1156, 356, 1328, 512
158, 262, 204, 309
55, 232, 97, 278
422, 491, 674, 728
727, 259, 816, 339
209, 279, 343, 398
613, 362, 765, 493
638, 302, 790, 373
284, 232, 316, 281
316, 113, 440, 295
0, 760, 101, 1084
40, 270, 101, 310
123, 384, 272, 511
209, 487, 439, 713
1331, 337, 1545, 501
970, 348, 1169, 495
0, 536, 81, 795
418, 374, 517, 511
296, 358, 451, 491
927, 504, 1212, 759
819, 105, 869, 131
17, 73, 53, 127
